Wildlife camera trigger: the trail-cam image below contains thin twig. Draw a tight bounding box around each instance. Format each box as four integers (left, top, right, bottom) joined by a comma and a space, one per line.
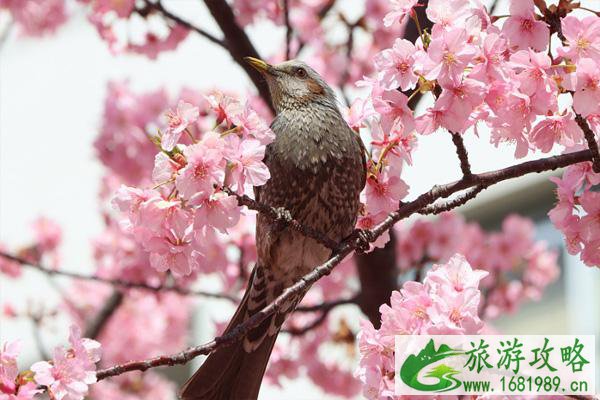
282, 312, 329, 336
203, 0, 274, 112
139, 1, 225, 49
575, 114, 600, 173
451, 132, 473, 178
84, 291, 124, 340
0, 252, 237, 301
420, 185, 486, 215
295, 295, 358, 312
282, 0, 292, 59
95, 149, 594, 380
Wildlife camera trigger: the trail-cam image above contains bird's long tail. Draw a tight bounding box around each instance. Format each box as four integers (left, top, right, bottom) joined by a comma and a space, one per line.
179, 266, 291, 400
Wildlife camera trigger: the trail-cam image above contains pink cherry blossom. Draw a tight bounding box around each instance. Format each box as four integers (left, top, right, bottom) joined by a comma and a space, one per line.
426, 0, 470, 28
31, 325, 101, 400
357, 254, 487, 399
370, 119, 417, 167
435, 78, 486, 133
193, 192, 241, 234
0, 244, 21, 278
162, 100, 199, 151
502, 0, 549, 52
231, 103, 276, 144
573, 58, 600, 117
383, 0, 420, 27
363, 172, 408, 215
175, 140, 226, 201
31, 216, 62, 253
152, 152, 180, 186
1, 341, 21, 395
374, 38, 418, 91
372, 89, 415, 134
423, 27, 476, 87
343, 98, 376, 130
415, 100, 447, 135
224, 136, 271, 189
205, 91, 243, 127
529, 112, 583, 153
579, 190, 600, 243
558, 15, 600, 62
470, 32, 509, 82
1, 0, 68, 36
126, 25, 190, 60
426, 253, 488, 292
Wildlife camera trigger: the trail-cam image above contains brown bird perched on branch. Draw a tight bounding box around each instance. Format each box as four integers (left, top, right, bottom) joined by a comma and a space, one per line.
180, 58, 366, 400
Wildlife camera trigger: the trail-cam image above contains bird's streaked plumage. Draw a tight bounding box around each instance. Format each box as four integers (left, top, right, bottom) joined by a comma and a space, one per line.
180, 58, 366, 400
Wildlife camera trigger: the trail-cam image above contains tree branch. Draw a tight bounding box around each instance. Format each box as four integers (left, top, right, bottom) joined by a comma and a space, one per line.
95, 149, 594, 380
354, 231, 398, 327
575, 113, 600, 173
84, 291, 124, 340
420, 185, 486, 215
451, 132, 473, 178
294, 295, 358, 312
282, 0, 292, 59
141, 1, 226, 48
203, 0, 274, 112
282, 312, 329, 336
222, 187, 339, 249
0, 251, 237, 301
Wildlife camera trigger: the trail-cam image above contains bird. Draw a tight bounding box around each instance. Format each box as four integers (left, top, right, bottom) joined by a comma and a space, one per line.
180, 57, 366, 400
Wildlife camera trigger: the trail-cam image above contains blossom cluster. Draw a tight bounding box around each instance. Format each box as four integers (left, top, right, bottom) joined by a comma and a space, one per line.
356, 254, 488, 399
549, 161, 600, 266
343, 0, 600, 244
112, 92, 273, 277
0, 326, 101, 400
395, 212, 560, 318
0, 0, 67, 36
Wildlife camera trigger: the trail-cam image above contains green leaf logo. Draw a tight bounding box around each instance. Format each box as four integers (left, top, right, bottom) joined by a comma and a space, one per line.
399, 339, 464, 392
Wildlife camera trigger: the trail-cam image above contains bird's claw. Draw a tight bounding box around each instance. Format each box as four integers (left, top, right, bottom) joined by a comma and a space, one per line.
273, 207, 293, 229
351, 229, 373, 253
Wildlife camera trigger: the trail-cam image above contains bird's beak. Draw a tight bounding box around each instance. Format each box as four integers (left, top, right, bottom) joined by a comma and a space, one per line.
244, 57, 272, 74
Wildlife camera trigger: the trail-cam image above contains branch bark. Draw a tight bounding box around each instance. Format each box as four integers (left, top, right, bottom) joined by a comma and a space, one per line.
0, 251, 237, 301
575, 113, 600, 173
95, 149, 594, 380
84, 291, 124, 340
203, 0, 274, 112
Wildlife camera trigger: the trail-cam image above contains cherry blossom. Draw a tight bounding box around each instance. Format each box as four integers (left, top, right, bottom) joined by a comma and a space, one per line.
501, 0, 549, 52
374, 38, 418, 91
356, 254, 487, 399
423, 27, 477, 87
363, 172, 408, 215
558, 16, 600, 62
0, 0, 67, 36
383, 0, 420, 27
530, 113, 583, 153
31, 325, 101, 400
162, 101, 200, 151
572, 58, 600, 117
5, 1, 600, 398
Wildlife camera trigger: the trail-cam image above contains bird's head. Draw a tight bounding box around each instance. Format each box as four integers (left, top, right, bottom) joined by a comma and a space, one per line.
244, 57, 337, 113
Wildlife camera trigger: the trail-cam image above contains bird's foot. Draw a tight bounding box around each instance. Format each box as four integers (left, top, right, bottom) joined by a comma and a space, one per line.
349, 229, 374, 254
273, 207, 293, 229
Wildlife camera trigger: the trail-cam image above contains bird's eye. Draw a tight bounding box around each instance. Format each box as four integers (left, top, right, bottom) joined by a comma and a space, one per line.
295, 67, 307, 78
